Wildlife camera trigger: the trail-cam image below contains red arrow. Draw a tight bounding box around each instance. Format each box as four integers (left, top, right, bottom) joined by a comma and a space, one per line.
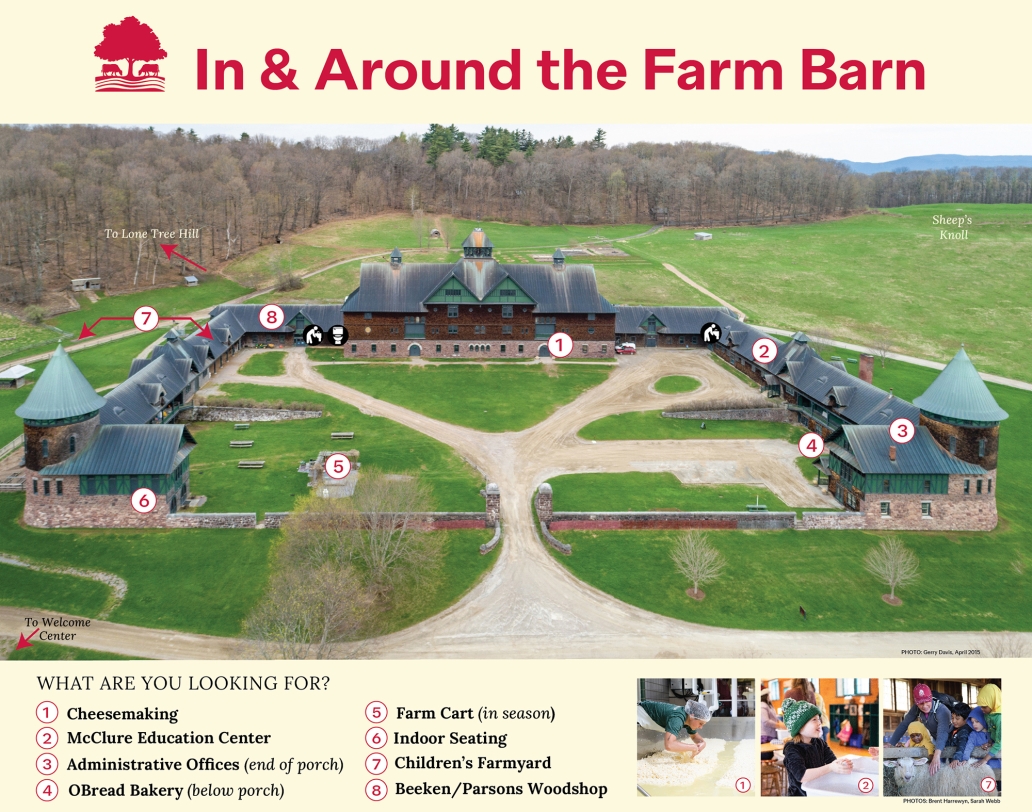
17, 628, 40, 650
78, 315, 213, 340
160, 244, 207, 272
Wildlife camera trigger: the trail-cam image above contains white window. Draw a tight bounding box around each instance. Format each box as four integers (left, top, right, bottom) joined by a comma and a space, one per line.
921, 502, 931, 518
880, 501, 890, 517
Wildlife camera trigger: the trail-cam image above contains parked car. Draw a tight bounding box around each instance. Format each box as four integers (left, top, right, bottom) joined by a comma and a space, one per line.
615, 343, 637, 355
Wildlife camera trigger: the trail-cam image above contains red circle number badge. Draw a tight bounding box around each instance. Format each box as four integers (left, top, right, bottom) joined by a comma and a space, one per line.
259, 304, 285, 331
798, 432, 825, 459
889, 418, 916, 444
547, 332, 573, 358
751, 337, 778, 364
324, 453, 352, 480
131, 487, 158, 514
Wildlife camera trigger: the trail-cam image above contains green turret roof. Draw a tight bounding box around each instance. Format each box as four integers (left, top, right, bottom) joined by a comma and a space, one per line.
913, 347, 1008, 424
15, 344, 106, 421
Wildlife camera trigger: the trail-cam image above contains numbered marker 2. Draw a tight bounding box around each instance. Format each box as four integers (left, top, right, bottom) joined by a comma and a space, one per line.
36, 754, 58, 776
365, 727, 387, 749
735, 777, 752, 793
889, 417, 915, 445
798, 432, 825, 459
324, 453, 352, 481
365, 752, 387, 776
365, 701, 388, 723
131, 487, 158, 514
751, 337, 778, 364
365, 779, 388, 802
259, 304, 285, 331
133, 305, 159, 332
36, 701, 58, 723
547, 332, 573, 359
36, 727, 57, 749
858, 776, 875, 794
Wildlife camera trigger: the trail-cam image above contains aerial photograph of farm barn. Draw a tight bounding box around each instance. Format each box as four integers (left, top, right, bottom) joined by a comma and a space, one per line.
0, 122, 1030, 660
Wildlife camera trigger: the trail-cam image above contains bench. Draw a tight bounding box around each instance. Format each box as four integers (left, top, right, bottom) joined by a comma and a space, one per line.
331, 431, 354, 440
234, 423, 250, 430
846, 358, 858, 364
746, 504, 768, 512
238, 460, 265, 468
230, 440, 254, 448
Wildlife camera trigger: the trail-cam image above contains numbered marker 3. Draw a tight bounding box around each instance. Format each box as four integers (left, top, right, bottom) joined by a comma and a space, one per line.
888, 417, 915, 444
547, 331, 573, 358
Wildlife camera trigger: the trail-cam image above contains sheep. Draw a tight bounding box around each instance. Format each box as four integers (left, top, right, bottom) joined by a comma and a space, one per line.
886, 757, 998, 797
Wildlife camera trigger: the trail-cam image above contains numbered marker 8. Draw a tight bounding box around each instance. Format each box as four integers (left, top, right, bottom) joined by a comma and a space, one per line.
365, 779, 388, 802
259, 304, 285, 331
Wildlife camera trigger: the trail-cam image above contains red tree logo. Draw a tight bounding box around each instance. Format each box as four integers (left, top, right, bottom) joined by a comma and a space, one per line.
93, 16, 167, 92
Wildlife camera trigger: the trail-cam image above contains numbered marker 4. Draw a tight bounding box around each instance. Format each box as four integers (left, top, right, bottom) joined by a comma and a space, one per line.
133, 305, 159, 332
259, 304, 286, 331
751, 337, 778, 364
888, 417, 916, 444
131, 487, 158, 514
324, 453, 352, 480
798, 432, 825, 459
547, 331, 573, 358
36, 780, 58, 802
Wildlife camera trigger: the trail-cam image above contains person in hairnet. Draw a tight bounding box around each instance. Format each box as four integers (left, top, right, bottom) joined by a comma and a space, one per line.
637, 698, 713, 754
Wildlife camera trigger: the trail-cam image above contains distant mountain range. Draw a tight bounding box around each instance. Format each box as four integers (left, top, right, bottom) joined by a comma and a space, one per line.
836, 155, 1032, 174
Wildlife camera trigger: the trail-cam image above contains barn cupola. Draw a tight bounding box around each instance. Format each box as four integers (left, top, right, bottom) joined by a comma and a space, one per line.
552, 248, 566, 270
462, 228, 493, 259
913, 345, 1008, 470
389, 247, 403, 268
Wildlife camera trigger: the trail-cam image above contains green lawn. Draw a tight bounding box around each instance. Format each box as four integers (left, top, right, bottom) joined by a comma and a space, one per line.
317, 363, 612, 432
0, 562, 111, 617
653, 375, 701, 394
551, 357, 1032, 631
0, 494, 273, 637
578, 412, 804, 442
189, 385, 485, 516
549, 473, 794, 513
239, 351, 286, 377
6, 642, 140, 661
0, 313, 65, 361
625, 205, 1032, 381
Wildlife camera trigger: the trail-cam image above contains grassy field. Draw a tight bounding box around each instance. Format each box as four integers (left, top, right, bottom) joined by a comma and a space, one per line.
551, 357, 1032, 631
625, 205, 1032, 380
0, 313, 65, 361
189, 385, 485, 516
0, 562, 111, 617
239, 350, 286, 377
653, 375, 701, 394
6, 642, 139, 661
317, 363, 612, 432
578, 412, 804, 442
549, 473, 794, 513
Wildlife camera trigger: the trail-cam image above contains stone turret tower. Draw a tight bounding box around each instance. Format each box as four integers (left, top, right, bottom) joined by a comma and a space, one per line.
16, 344, 106, 472
913, 346, 1008, 470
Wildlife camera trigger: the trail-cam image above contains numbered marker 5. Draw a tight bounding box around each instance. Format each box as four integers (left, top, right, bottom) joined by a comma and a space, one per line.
133, 305, 159, 332
751, 337, 778, 364
259, 304, 285, 331
889, 417, 915, 444
131, 487, 158, 514
798, 432, 825, 459
365, 701, 388, 723
324, 453, 352, 481
365, 727, 387, 749
547, 332, 573, 358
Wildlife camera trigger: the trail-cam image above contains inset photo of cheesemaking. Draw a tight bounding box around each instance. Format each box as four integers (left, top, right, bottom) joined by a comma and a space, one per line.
760, 678, 880, 797
882, 678, 1001, 797
636, 678, 756, 797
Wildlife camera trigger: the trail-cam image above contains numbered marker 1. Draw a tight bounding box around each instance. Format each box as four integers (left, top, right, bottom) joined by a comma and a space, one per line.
547, 331, 573, 359
735, 777, 752, 793
365, 701, 388, 723
365, 752, 387, 776
36, 780, 58, 802
259, 304, 285, 331
131, 487, 158, 514
980, 776, 996, 793
133, 305, 159, 332
751, 337, 778, 364
365, 727, 387, 749
858, 776, 875, 794
798, 432, 825, 459
324, 453, 352, 481
36, 701, 58, 724
36, 754, 58, 776
36, 727, 57, 750
365, 779, 388, 802
889, 417, 915, 444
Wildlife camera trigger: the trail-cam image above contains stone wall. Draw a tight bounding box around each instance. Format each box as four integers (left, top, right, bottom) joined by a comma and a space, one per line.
548, 511, 797, 531
661, 408, 794, 423
264, 512, 289, 529
166, 513, 257, 529
535, 484, 553, 523
24, 413, 100, 471
484, 484, 500, 526
23, 471, 169, 529
183, 407, 322, 423
797, 511, 868, 530
263, 511, 489, 531
920, 414, 1000, 471
540, 520, 572, 555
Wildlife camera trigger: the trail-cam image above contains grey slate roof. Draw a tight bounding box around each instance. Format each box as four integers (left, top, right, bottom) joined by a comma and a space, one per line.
41, 424, 195, 476
615, 305, 736, 335
462, 228, 494, 249
914, 347, 1008, 423
101, 354, 194, 425
828, 424, 986, 476
208, 304, 343, 332
15, 344, 107, 421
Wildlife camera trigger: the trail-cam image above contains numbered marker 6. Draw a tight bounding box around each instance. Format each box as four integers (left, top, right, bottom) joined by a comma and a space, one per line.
259, 304, 285, 331
324, 453, 352, 480
131, 487, 158, 514
133, 305, 159, 332
751, 337, 778, 364
547, 331, 573, 358
798, 432, 825, 459
888, 417, 915, 444
365, 727, 387, 749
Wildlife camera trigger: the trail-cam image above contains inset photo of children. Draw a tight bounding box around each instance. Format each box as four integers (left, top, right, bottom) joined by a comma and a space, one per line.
883, 679, 1001, 797
636, 678, 756, 797
760, 678, 880, 797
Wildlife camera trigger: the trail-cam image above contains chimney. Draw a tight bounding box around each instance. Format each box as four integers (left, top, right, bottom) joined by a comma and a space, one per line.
888, 388, 893, 399
889, 445, 896, 461
859, 353, 874, 384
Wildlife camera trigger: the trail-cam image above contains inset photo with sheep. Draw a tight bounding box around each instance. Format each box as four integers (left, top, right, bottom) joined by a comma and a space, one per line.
636, 678, 756, 797
760, 678, 880, 797
883, 678, 1001, 797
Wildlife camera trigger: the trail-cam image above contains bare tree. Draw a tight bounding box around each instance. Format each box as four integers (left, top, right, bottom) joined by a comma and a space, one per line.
863, 535, 920, 605
982, 632, 1031, 658
869, 327, 894, 368
671, 530, 726, 601
412, 209, 425, 249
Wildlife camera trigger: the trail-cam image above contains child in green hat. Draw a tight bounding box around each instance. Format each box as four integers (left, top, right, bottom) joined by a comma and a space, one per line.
781, 698, 854, 796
